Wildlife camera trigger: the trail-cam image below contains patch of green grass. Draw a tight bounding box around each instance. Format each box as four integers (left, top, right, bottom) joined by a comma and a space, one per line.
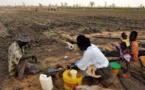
41, 67, 49, 75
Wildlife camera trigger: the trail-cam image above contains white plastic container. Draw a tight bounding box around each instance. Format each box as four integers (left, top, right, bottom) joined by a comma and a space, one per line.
68, 44, 74, 50
39, 74, 53, 90
70, 70, 77, 79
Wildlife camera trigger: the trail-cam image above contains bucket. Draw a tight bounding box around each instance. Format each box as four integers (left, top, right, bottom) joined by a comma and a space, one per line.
63, 70, 83, 90
109, 62, 121, 75
39, 74, 53, 90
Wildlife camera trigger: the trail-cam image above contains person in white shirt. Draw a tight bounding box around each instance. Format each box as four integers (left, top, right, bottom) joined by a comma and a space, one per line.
73, 35, 116, 88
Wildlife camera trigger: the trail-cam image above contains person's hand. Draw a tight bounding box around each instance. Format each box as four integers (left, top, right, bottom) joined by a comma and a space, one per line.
66, 63, 76, 69
32, 55, 37, 63
70, 65, 79, 70
122, 50, 127, 54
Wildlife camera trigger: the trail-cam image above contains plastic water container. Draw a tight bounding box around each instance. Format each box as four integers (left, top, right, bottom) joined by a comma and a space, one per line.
110, 62, 121, 75
63, 70, 83, 90
39, 74, 53, 90
70, 70, 77, 79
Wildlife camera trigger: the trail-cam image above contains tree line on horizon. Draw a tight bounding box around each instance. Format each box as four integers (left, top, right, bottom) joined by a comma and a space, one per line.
1, 1, 144, 9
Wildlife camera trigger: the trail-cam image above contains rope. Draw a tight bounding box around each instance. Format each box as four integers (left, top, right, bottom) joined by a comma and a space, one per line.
118, 75, 128, 90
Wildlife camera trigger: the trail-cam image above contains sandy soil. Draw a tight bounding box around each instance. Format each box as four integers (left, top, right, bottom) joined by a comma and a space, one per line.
0, 7, 145, 90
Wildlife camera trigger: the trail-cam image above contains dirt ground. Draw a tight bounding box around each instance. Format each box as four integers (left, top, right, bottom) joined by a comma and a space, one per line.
0, 7, 145, 90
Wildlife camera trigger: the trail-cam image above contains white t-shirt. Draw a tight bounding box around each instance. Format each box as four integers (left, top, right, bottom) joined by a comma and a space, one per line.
76, 44, 109, 70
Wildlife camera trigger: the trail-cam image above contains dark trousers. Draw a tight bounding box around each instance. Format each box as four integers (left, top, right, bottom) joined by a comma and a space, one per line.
95, 65, 116, 88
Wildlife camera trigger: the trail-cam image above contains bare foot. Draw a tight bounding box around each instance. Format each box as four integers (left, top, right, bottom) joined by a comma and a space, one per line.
17, 76, 29, 82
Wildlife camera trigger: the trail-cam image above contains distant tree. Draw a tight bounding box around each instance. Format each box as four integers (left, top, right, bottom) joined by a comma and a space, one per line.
89, 1, 95, 7
108, 3, 116, 8
49, 4, 51, 7
76, 4, 79, 7
73, 4, 79, 8
78, 4, 81, 7
55, 4, 58, 7
105, 2, 107, 8
22, 2, 26, 7
112, 3, 116, 8
73, 4, 76, 8
39, 3, 43, 7
139, 4, 143, 8
64, 2, 68, 7
61, 2, 64, 7
97, 5, 101, 8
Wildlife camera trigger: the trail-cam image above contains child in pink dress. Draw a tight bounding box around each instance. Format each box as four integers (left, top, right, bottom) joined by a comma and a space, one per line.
120, 42, 132, 62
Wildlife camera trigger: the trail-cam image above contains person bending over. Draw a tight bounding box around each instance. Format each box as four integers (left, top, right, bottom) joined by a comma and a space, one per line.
71, 35, 116, 88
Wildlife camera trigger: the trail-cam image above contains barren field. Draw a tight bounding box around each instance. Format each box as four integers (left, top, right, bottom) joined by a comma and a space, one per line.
0, 7, 145, 90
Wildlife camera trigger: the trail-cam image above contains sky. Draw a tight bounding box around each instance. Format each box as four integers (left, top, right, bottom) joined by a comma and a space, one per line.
0, 0, 145, 7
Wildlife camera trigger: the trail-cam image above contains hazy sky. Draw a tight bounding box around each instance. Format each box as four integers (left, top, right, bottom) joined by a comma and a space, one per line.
0, 0, 145, 7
